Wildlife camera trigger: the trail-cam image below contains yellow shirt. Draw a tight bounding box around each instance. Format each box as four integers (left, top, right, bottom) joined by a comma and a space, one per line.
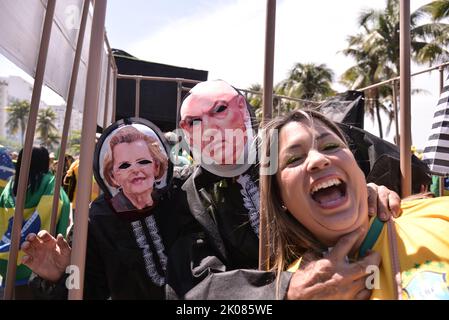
65, 160, 99, 209
288, 197, 449, 300
371, 197, 449, 299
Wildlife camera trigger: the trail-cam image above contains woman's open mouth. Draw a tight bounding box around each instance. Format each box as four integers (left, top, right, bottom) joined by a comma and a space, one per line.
310, 178, 348, 210
131, 176, 147, 184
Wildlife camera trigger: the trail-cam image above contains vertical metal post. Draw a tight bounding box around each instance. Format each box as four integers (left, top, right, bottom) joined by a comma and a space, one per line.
111, 68, 117, 123
262, 0, 276, 123
102, 54, 112, 128
68, 0, 107, 300
176, 81, 182, 130
3, 0, 57, 300
439, 67, 445, 197
50, 0, 90, 236
392, 80, 400, 146
259, 0, 276, 272
135, 78, 141, 117
400, 0, 412, 198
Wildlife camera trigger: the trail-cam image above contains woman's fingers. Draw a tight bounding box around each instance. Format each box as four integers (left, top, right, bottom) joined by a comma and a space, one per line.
328, 228, 365, 262
25, 233, 37, 242
348, 250, 381, 280
388, 191, 402, 218
367, 183, 378, 217
37, 230, 54, 242
354, 287, 372, 300
56, 234, 71, 255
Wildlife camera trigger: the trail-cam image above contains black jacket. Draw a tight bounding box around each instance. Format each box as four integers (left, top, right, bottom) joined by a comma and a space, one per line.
30, 182, 197, 300
167, 165, 291, 300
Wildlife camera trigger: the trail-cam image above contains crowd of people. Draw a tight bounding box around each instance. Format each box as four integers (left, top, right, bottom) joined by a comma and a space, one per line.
0, 79, 448, 300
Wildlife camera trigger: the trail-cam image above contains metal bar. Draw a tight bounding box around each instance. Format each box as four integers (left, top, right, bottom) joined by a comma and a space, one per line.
439, 67, 445, 197
50, 0, 90, 236
239, 88, 321, 105
400, 0, 412, 198
68, 0, 107, 300
392, 80, 400, 146
111, 68, 117, 123
104, 33, 118, 71
359, 61, 449, 92
119, 75, 320, 109
102, 54, 112, 128
182, 86, 193, 92
135, 78, 141, 117
259, 0, 276, 272
105, 33, 118, 125
3, 0, 57, 300
176, 81, 182, 130
117, 74, 202, 85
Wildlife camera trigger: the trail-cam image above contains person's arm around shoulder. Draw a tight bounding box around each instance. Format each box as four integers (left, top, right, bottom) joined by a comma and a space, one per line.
367, 183, 401, 221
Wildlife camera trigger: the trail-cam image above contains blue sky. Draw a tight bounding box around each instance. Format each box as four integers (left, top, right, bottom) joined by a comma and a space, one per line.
0, 0, 442, 150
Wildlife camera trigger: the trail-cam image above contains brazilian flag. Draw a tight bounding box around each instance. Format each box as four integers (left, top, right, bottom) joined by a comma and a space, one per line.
0, 172, 70, 286
0, 148, 15, 195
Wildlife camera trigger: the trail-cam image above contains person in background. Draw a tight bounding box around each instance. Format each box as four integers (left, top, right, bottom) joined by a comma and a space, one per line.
430, 175, 449, 197
63, 157, 100, 225
0, 147, 15, 195
49, 152, 56, 174
9, 151, 18, 164
0, 146, 70, 299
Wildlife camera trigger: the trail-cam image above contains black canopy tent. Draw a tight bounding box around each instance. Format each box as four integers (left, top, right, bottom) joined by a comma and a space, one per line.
113, 50, 208, 132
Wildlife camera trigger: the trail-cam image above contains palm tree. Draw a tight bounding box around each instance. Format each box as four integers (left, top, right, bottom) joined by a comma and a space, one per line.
341, 0, 449, 138
5, 99, 30, 145
276, 63, 335, 101
245, 83, 283, 121
37, 107, 60, 149
68, 129, 81, 156
247, 64, 335, 119
246, 83, 263, 118
46, 132, 61, 151
272, 62, 335, 117
341, 34, 396, 138
421, 0, 449, 21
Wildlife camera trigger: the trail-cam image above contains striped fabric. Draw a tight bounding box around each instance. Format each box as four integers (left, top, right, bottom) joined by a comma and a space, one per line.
422, 74, 449, 175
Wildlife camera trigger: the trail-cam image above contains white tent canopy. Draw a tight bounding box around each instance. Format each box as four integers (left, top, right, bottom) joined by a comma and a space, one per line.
0, 0, 112, 126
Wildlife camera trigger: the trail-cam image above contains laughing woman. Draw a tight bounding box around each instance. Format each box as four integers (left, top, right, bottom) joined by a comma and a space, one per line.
261, 110, 449, 300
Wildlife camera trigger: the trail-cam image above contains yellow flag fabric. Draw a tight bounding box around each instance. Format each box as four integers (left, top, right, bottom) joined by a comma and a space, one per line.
288, 197, 449, 300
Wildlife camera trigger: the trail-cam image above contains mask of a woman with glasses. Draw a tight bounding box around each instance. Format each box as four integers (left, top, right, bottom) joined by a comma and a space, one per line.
103, 126, 168, 212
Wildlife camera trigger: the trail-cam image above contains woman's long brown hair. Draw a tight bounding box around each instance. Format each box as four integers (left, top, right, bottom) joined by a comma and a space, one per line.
260, 110, 349, 298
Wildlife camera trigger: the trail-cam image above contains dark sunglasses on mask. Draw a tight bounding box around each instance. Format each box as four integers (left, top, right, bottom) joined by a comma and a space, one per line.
116, 159, 153, 170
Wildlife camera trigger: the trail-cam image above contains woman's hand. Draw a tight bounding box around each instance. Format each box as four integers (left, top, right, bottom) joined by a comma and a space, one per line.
286, 228, 380, 300
21, 230, 71, 283
367, 183, 401, 221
